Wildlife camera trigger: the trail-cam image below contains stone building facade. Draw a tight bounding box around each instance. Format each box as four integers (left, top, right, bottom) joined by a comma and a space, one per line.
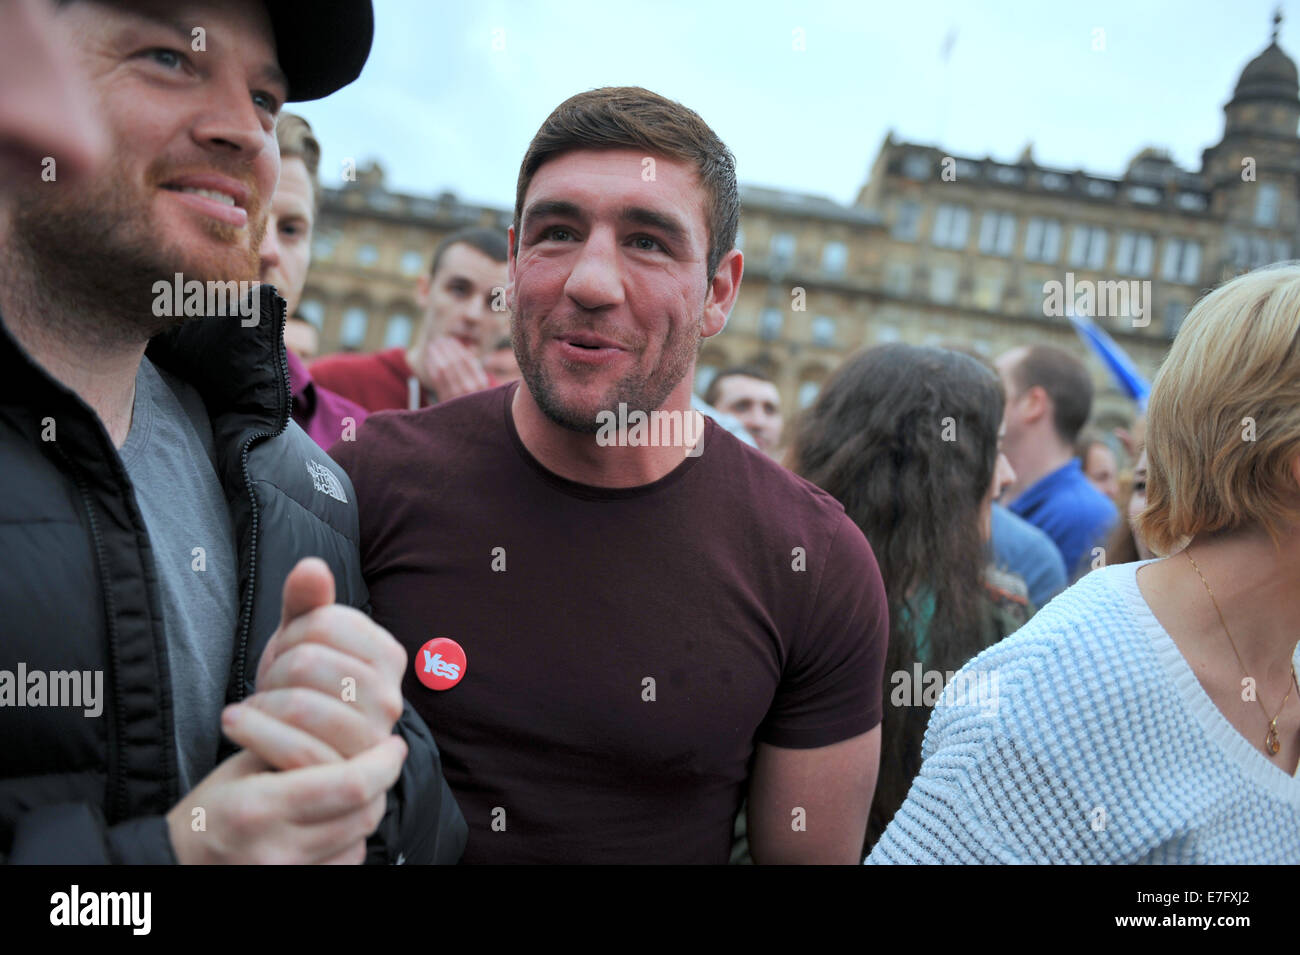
303, 30, 1300, 433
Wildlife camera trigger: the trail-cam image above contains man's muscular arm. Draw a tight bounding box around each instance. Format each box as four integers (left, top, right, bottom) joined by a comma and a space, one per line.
747, 727, 880, 864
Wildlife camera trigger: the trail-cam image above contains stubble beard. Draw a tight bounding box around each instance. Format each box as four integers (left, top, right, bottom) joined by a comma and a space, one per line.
511, 304, 702, 435
3, 156, 264, 351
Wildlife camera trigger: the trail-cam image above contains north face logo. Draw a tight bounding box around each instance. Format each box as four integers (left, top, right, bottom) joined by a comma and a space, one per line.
306, 460, 348, 503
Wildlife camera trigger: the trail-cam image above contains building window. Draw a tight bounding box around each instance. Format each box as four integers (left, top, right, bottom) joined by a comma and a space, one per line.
821, 241, 848, 276
1128, 185, 1161, 205
356, 243, 380, 267
902, 154, 930, 179
1114, 232, 1155, 276
312, 234, 337, 260
973, 274, 1003, 310
1227, 231, 1250, 266
1041, 172, 1068, 190
884, 262, 911, 296
400, 250, 425, 276
892, 199, 922, 241
811, 315, 836, 346
1024, 279, 1047, 316
931, 204, 970, 249
769, 232, 796, 269
759, 308, 783, 340
1255, 183, 1280, 227
298, 300, 324, 328
1160, 239, 1202, 285
1067, 226, 1108, 270
797, 381, 821, 409
875, 324, 901, 343
954, 159, 980, 180
1023, 218, 1062, 263
929, 266, 958, 303
1246, 236, 1283, 267
1177, 192, 1208, 212
383, 314, 414, 348
1164, 301, 1189, 337
991, 166, 1024, 185
1085, 179, 1116, 199
977, 212, 1016, 256
340, 307, 369, 348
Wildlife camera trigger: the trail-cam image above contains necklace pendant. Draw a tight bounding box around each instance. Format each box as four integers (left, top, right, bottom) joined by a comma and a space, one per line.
1266, 725, 1282, 755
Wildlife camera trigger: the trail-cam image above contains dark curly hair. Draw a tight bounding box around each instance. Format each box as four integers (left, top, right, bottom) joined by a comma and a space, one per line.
789, 343, 1005, 855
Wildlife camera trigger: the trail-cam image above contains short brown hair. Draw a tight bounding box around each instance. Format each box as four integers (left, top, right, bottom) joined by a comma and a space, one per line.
703, 366, 774, 406
1137, 263, 1300, 554
429, 227, 508, 278
1007, 344, 1093, 445
276, 112, 321, 210
513, 87, 739, 281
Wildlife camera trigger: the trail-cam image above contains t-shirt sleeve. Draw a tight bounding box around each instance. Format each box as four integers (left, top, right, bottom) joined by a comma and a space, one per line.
757, 513, 889, 749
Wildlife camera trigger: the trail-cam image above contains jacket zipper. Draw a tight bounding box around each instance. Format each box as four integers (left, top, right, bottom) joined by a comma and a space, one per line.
233, 295, 291, 700
55, 446, 130, 822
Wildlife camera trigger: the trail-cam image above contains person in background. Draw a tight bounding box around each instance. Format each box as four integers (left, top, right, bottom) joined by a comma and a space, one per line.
990, 503, 1067, 611
870, 263, 1300, 863
704, 366, 783, 457
483, 334, 521, 383
284, 314, 320, 359
310, 227, 509, 411
790, 343, 1026, 857
1104, 445, 1156, 564
995, 344, 1118, 579
1076, 428, 1121, 503
258, 112, 368, 450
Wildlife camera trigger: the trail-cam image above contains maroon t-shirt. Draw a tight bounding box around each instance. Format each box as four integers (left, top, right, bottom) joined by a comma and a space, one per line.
330, 382, 888, 863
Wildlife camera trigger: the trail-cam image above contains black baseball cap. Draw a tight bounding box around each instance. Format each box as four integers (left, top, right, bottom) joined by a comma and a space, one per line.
265, 0, 374, 102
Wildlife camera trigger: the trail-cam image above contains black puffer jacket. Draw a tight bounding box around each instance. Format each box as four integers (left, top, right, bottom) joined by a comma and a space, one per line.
0, 286, 466, 864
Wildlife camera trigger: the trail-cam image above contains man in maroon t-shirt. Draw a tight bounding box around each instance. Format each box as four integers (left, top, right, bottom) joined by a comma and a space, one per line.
309, 227, 509, 411
331, 87, 887, 864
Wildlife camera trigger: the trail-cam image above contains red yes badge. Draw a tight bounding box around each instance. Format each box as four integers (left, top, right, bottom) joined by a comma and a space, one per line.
415, 638, 466, 691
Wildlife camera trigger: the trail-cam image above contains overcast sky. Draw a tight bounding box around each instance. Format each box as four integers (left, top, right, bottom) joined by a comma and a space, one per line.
293, 0, 1294, 210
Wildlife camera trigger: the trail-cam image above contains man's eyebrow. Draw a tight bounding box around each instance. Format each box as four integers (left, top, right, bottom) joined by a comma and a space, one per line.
522, 200, 584, 228
619, 206, 687, 245
255, 61, 290, 97
118, 10, 288, 97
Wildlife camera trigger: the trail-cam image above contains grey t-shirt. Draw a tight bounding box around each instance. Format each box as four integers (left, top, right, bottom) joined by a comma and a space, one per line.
120, 357, 239, 794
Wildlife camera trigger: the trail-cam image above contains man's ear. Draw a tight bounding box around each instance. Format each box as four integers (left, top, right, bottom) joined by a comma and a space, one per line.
1023, 385, 1051, 425
702, 248, 743, 339
416, 273, 432, 308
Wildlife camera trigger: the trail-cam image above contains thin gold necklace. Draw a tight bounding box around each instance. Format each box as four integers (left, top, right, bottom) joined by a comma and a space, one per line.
1185, 549, 1298, 757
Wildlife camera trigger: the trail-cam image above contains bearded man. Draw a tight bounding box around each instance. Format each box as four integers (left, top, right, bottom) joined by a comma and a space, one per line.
0, 0, 464, 864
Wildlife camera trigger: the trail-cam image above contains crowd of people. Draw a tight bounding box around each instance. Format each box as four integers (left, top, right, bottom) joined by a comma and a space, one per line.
2, 0, 1299, 865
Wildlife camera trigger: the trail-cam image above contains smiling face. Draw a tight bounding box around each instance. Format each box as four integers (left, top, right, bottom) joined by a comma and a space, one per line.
509, 148, 732, 434
7, 0, 283, 331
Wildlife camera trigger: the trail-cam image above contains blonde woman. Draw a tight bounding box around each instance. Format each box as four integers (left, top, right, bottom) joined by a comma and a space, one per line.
868, 263, 1300, 864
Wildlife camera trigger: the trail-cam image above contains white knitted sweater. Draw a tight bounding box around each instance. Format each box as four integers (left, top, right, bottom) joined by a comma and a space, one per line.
867, 559, 1300, 864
